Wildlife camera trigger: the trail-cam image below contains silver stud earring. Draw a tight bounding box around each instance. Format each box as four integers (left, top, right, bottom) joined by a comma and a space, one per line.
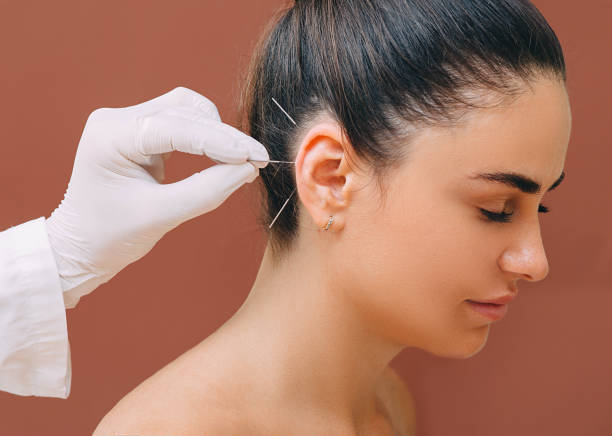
324, 215, 334, 231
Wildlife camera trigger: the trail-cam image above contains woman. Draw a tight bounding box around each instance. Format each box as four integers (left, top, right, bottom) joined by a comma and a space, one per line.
94, 0, 570, 434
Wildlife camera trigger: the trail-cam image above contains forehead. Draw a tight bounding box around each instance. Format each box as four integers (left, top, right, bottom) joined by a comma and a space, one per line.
409, 78, 571, 187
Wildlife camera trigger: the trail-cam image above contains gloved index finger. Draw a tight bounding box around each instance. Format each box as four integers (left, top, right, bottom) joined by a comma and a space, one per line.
126, 86, 222, 121
159, 106, 270, 169
136, 113, 270, 167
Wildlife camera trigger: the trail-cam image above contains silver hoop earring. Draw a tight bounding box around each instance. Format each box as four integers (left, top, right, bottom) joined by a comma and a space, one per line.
324, 215, 334, 231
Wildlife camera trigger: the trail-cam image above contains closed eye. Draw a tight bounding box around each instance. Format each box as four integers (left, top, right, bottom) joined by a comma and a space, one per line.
480, 203, 550, 223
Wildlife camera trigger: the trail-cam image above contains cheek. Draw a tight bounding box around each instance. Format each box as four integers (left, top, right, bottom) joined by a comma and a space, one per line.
334, 188, 492, 352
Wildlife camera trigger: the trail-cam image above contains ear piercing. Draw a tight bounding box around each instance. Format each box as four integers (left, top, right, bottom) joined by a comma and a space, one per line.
324, 215, 334, 231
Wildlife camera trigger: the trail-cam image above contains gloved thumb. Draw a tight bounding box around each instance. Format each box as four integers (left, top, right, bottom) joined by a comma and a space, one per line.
158, 162, 259, 225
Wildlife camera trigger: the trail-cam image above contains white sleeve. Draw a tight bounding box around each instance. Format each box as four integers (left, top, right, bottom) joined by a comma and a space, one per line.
0, 216, 71, 399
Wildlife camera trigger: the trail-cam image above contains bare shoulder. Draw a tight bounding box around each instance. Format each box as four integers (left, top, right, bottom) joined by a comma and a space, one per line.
92, 381, 239, 436
94, 408, 238, 436
377, 366, 417, 436
92, 346, 243, 436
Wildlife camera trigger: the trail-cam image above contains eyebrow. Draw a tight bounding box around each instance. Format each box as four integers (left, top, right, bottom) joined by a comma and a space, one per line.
468, 170, 565, 195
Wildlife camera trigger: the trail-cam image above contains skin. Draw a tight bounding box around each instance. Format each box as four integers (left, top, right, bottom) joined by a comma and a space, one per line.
93, 76, 571, 435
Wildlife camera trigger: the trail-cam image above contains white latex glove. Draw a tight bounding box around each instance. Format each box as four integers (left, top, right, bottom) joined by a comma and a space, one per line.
45, 86, 269, 308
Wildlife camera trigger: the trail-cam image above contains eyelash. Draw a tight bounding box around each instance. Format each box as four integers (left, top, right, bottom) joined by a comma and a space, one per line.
480, 204, 550, 223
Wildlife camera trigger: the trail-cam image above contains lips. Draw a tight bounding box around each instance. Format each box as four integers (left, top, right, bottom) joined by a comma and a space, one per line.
468, 293, 517, 305
466, 286, 518, 321
466, 300, 509, 321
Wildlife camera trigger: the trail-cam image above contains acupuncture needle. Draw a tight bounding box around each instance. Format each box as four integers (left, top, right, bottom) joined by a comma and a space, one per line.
248, 159, 294, 164
210, 97, 297, 166
209, 158, 294, 165
210, 97, 298, 229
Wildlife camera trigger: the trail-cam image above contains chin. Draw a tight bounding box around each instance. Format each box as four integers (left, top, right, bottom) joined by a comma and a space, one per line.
459, 325, 490, 359
426, 325, 491, 359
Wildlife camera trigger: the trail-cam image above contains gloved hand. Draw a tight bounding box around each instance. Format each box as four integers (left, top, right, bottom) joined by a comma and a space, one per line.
45, 86, 269, 308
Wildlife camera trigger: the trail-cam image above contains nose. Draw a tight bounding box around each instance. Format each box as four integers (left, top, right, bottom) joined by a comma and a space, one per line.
498, 224, 550, 282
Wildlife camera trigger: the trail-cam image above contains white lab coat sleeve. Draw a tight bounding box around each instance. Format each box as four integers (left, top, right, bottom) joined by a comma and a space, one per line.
0, 216, 71, 399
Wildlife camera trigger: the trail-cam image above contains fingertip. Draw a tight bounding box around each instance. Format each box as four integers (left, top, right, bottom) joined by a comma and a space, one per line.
238, 137, 270, 168
247, 162, 260, 183
250, 160, 268, 169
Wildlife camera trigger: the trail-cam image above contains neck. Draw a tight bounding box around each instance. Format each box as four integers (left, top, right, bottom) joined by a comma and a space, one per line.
216, 230, 404, 428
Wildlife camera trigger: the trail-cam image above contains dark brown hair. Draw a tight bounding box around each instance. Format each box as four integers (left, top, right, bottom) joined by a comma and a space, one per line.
238, 0, 566, 259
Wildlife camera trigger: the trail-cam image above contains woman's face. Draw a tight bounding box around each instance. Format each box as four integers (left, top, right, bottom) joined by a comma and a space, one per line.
297, 77, 571, 358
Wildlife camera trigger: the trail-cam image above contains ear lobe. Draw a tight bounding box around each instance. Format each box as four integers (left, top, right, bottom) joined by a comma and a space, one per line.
294, 122, 357, 231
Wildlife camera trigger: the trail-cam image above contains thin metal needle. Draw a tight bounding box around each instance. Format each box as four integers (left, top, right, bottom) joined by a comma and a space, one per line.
272, 98, 297, 126
248, 159, 295, 164
210, 158, 294, 165
268, 187, 296, 229
265, 97, 300, 229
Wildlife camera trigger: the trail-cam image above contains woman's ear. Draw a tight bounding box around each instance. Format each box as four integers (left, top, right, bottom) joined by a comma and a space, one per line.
294, 120, 360, 232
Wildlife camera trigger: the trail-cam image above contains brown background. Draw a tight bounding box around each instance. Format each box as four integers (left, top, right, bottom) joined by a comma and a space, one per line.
0, 1, 610, 435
